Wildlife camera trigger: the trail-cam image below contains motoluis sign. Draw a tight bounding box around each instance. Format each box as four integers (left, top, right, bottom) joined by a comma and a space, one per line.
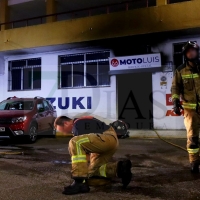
109, 53, 161, 70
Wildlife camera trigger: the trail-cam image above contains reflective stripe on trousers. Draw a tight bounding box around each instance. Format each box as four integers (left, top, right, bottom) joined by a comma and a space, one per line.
71, 137, 90, 164
187, 148, 200, 154
99, 164, 107, 177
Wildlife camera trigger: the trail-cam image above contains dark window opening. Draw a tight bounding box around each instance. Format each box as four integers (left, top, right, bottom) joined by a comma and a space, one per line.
61, 64, 72, 88
73, 63, 84, 87
8, 58, 41, 91
86, 62, 97, 86
11, 69, 21, 91
99, 61, 110, 86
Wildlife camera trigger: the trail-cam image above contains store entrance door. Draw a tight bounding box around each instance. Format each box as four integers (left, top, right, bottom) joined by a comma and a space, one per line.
117, 72, 153, 129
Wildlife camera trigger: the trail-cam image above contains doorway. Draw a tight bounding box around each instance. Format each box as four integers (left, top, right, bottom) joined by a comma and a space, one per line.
117, 72, 153, 129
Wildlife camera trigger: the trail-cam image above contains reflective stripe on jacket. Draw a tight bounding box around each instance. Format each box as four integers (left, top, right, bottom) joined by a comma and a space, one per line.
171, 62, 200, 109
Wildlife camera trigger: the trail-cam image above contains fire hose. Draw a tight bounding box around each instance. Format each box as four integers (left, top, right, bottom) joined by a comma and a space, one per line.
0, 151, 23, 155
0, 130, 188, 155
153, 129, 187, 152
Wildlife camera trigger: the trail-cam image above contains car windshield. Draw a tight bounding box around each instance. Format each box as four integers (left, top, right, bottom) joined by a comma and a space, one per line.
0, 100, 34, 110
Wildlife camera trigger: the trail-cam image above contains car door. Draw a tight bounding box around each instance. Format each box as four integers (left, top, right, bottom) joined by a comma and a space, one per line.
36, 100, 46, 132
46, 100, 57, 126
43, 100, 53, 131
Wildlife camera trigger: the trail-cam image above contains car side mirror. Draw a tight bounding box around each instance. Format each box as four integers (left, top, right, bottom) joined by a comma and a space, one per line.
38, 108, 44, 113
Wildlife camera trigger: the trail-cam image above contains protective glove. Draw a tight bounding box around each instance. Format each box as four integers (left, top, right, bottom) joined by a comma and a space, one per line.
173, 99, 184, 115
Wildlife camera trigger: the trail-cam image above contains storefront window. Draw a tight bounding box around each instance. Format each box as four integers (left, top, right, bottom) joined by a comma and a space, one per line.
8, 58, 41, 91
59, 51, 110, 88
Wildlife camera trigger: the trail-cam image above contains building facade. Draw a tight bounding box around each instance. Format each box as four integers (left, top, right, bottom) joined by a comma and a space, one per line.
0, 0, 199, 130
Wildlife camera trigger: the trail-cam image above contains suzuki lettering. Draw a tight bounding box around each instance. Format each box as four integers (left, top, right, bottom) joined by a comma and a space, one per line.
46, 97, 92, 110
109, 53, 161, 71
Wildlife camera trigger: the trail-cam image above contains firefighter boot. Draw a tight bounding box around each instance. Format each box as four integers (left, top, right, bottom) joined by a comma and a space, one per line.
62, 179, 90, 195
191, 161, 200, 174
117, 160, 132, 188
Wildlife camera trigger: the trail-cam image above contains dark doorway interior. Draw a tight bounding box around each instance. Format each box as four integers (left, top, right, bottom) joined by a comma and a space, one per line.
117, 72, 153, 129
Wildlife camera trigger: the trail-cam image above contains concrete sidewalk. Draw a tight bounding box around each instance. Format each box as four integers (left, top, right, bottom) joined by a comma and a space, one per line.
129, 129, 186, 139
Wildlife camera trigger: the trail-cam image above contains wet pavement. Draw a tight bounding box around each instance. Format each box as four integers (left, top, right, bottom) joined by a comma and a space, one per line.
0, 137, 200, 200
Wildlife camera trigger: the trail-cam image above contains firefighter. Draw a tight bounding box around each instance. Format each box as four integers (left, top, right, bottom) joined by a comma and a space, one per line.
54, 116, 132, 195
171, 41, 200, 173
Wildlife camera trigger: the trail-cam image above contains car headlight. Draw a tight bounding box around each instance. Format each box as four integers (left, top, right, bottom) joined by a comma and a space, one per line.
11, 116, 27, 123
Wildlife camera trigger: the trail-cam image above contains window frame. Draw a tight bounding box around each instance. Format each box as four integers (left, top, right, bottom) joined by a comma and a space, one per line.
8, 58, 42, 91
58, 51, 111, 89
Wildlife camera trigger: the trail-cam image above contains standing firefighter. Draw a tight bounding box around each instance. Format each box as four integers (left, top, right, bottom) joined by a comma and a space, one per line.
54, 116, 132, 195
171, 41, 200, 173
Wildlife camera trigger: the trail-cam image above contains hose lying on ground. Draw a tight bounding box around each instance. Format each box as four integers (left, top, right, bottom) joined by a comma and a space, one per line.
153, 129, 187, 152
0, 130, 188, 155
0, 151, 23, 155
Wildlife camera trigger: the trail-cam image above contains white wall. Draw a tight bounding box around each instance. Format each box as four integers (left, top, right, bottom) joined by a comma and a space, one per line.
0, 56, 5, 75
152, 71, 185, 129
0, 48, 117, 124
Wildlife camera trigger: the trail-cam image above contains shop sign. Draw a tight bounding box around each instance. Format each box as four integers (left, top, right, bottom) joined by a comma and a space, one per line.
109, 53, 161, 70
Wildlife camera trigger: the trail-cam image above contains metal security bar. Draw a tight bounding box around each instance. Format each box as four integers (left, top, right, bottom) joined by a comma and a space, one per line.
0, 0, 154, 30
167, 0, 191, 3
59, 51, 110, 88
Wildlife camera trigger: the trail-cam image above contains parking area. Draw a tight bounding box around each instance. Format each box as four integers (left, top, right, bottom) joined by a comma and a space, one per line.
0, 137, 200, 200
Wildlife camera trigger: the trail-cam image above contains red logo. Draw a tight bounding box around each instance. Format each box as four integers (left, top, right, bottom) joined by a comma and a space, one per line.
166, 109, 184, 116
166, 94, 182, 106
111, 59, 119, 67
166, 94, 173, 106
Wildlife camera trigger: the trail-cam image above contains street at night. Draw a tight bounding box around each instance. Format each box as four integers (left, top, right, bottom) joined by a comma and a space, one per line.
0, 137, 200, 200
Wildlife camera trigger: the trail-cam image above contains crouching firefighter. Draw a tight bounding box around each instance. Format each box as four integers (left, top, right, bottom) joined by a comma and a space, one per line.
171, 41, 200, 173
54, 116, 132, 195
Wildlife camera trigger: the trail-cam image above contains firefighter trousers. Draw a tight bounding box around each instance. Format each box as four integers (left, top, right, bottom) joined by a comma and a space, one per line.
68, 127, 119, 179
184, 109, 200, 163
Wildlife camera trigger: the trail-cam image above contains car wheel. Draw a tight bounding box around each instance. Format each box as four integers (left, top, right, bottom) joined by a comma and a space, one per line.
27, 124, 37, 143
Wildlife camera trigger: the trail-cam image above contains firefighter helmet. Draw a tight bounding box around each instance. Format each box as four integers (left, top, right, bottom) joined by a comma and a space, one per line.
182, 41, 199, 54
110, 120, 129, 139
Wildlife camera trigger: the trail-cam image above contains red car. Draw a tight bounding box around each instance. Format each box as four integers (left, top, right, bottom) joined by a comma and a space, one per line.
0, 96, 57, 143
